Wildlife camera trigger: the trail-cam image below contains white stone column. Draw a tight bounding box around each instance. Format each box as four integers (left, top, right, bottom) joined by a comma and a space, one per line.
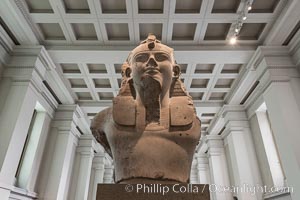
73, 135, 95, 200
0, 50, 50, 198
88, 152, 105, 200
103, 155, 114, 183
251, 54, 300, 199
196, 154, 211, 184
205, 135, 232, 200
255, 110, 285, 188
103, 166, 114, 183
0, 82, 36, 199
190, 159, 199, 184
223, 106, 263, 200
39, 105, 81, 200
263, 81, 300, 199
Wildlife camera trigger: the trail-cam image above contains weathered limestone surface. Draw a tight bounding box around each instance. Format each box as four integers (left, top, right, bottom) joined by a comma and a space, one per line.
91, 35, 201, 183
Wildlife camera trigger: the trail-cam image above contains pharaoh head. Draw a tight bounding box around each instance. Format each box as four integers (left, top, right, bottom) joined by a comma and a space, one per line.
91, 35, 201, 184
124, 34, 181, 98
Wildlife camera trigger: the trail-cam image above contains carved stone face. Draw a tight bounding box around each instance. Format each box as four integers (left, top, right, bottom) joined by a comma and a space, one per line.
131, 51, 173, 93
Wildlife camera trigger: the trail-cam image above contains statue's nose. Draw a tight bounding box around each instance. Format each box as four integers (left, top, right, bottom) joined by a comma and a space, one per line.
146, 57, 158, 68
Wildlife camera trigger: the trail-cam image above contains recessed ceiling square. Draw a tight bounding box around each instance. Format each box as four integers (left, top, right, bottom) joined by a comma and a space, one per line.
76, 92, 92, 100
201, 127, 208, 131
202, 119, 212, 124
204, 23, 231, 40
72, 23, 97, 40
189, 92, 204, 100
63, 0, 90, 13
105, 23, 130, 40
214, 78, 234, 88
100, 0, 127, 13
172, 23, 197, 40
61, 63, 80, 73
221, 64, 242, 73
191, 79, 209, 88
87, 113, 97, 117
239, 23, 266, 40
88, 64, 107, 73
114, 64, 122, 74
68, 79, 87, 88
138, 0, 164, 14
209, 92, 226, 100
98, 92, 114, 100
175, 0, 202, 13
38, 23, 65, 40
117, 78, 122, 88
25, 0, 53, 13
212, 0, 240, 13
178, 64, 188, 74
139, 23, 162, 40
93, 79, 111, 88
249, 0, 280, 13
201, 113, 216, 117
195, 64, 215, 73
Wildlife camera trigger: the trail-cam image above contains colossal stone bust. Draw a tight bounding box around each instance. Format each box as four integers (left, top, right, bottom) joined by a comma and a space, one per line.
91, 34, 201, 183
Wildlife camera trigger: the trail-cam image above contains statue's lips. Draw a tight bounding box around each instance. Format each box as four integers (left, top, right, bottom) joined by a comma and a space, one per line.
144, 68, 160, 75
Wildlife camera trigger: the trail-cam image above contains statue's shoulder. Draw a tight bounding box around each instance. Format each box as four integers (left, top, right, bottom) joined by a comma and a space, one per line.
91, 107, 112, 131
91, 107, 113, 157
170, 96, 196, 127
112, 96, 136, 126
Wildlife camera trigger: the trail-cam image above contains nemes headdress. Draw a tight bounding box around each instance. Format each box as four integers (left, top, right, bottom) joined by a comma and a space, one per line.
127, 34, 175, 65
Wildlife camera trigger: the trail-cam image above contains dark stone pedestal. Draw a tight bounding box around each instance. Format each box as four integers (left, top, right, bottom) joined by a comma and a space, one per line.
97, 184, 210, 200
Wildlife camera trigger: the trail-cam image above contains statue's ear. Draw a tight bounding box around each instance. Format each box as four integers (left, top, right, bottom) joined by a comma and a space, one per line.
173, 64, 181, 79
125, 67, 132, 78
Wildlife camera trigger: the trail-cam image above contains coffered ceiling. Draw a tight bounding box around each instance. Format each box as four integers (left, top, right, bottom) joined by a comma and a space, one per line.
1, 0, 299, 135
24, 0, 284, 46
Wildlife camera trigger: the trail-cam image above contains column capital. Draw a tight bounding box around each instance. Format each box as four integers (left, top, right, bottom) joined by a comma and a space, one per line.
221, 105, 248, 122
204, 135, 225, 156
54, 105, 81, 121
56, 105, 92, 134
196, 154, 210, 171
104, 164, 114, 170
196, 154, 209, 165
94, 152, 105, 158
52, 105, 86, 139
204, 135, 223, 146
104, 164, 114, 171
221, 105, 246, 118
220, 106, 250, 136
3, 46, 47, 82
255, 51, 299, 92
77, 135, 97, 156
8, 46, 75, 104
76, 148, 94, 156
2, 46, 60, 114
92, 152, 105, 169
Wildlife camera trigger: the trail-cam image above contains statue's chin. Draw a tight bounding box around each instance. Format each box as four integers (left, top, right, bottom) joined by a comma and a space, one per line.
139, 76, 162, 105
141, 75, 162, 91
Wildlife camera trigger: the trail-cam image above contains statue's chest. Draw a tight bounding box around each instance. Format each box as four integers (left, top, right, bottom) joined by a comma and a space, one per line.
106, 117, 199, 152
112, 96, 196, 128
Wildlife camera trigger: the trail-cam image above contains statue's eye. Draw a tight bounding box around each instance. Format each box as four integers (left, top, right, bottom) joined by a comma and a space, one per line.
155, 53, 170, 62
135, 53, 149, 62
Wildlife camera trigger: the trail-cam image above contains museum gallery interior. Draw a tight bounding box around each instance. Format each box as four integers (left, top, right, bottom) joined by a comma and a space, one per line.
0, 0, 300, 199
